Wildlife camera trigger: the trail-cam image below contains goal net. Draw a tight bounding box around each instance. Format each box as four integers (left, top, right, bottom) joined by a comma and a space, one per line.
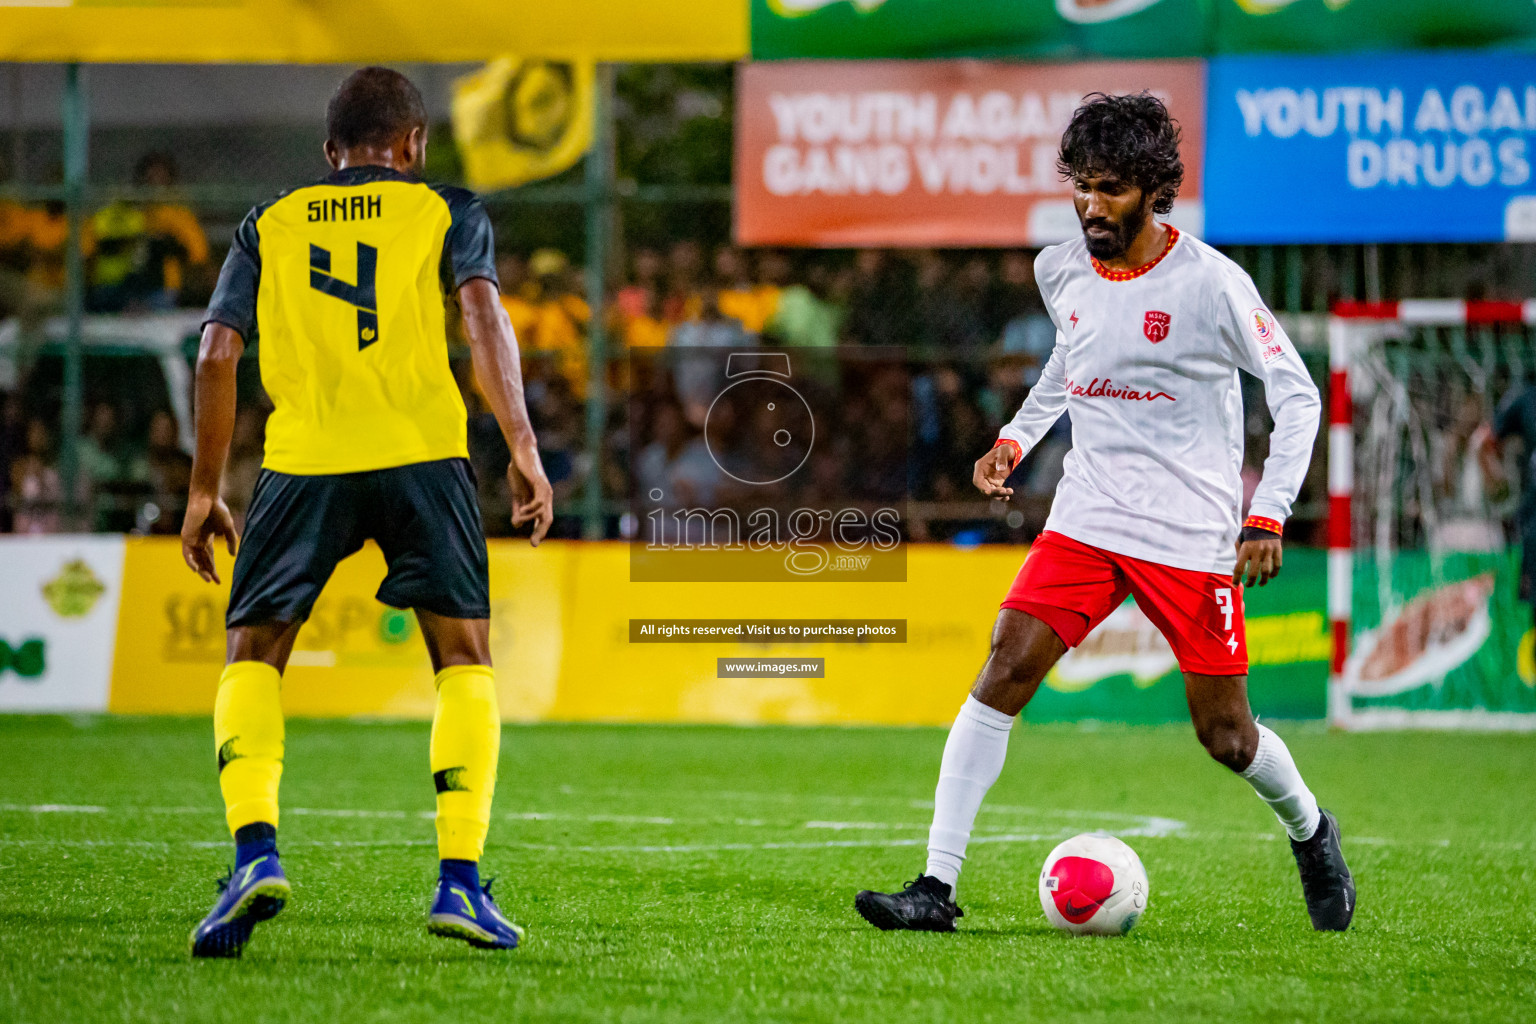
1329, 301, 1536, 730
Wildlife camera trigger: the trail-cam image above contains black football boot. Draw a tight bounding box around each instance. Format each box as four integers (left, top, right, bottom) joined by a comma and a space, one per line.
855, 874, 963, 932
1290, 808, 1356, 931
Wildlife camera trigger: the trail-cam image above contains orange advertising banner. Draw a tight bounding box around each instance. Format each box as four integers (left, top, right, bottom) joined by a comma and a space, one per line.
734, 60, 1205, 248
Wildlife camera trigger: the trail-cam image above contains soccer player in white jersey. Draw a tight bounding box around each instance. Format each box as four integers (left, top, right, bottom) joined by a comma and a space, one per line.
855, 93, 1355, 934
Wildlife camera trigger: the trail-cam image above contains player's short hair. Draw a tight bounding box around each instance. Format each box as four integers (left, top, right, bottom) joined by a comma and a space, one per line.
1057, 92, 1184, 216
326, 67, 428, 151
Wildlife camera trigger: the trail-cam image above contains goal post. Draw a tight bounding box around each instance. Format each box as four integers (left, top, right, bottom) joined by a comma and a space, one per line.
1328, 300, 1536, 731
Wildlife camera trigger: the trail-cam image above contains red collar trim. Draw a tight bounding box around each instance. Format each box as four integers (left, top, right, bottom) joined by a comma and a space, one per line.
1090, 225, 1179, 282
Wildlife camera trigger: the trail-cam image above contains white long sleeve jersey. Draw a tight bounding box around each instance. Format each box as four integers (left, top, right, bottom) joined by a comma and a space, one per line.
999, 227, 1321, 574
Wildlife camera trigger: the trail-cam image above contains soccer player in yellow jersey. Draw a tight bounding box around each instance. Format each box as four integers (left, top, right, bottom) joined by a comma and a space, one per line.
180, 68, 553, 958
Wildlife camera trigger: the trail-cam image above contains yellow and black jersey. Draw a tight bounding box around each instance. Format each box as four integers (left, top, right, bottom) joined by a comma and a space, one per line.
204, 165, 498, 475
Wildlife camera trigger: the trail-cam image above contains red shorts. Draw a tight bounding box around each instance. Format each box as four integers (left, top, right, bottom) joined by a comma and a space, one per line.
1001, 530, 1248, 676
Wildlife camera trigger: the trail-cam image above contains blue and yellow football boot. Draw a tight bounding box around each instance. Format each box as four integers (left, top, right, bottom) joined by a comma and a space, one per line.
427, 876, 525, 950
189, 853, 290, 958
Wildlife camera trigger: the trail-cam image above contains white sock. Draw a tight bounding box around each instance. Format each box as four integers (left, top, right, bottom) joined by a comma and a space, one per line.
1241, 723, 1321, 842
925, 695, 1015, 894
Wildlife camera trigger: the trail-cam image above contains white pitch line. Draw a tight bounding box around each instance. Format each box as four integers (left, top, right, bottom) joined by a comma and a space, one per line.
0, 803, 413, 820
6, 801, 1523, 853
4, 829, 1524, 854
0, 802, 1182, 837
0, 831, 1102, 854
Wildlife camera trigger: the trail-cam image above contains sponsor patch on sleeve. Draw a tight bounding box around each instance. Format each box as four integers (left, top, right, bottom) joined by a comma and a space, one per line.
1249, 307, 1284, 363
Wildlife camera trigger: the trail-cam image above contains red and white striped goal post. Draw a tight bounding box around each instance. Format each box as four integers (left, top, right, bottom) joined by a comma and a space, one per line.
1325, 299, 1534, 726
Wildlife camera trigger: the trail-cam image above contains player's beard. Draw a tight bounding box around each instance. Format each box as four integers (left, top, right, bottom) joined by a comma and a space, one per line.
1081, 198, 1150, 262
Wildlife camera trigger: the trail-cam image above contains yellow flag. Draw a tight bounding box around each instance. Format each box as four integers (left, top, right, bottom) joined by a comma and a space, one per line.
452, 57, 594, 192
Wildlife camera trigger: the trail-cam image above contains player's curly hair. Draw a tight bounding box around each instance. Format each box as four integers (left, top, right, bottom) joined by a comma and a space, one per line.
1057, 92, 1184, 216
327, 67, 428, 150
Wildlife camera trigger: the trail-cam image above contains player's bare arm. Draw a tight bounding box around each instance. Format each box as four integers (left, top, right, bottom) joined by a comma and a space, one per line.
459, 276, 554, 545
181, 321, 244, 583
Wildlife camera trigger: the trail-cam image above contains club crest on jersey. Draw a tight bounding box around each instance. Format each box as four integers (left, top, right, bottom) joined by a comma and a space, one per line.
1250, 308, 1276, 342
1249, 308, 1284, 362
1143, 310, 1171, 343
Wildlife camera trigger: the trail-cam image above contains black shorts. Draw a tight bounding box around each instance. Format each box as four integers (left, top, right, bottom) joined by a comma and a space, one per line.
226, 457, 490, 629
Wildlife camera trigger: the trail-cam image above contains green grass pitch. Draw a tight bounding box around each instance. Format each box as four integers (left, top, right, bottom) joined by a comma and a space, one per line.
2, 716, 1534, 1023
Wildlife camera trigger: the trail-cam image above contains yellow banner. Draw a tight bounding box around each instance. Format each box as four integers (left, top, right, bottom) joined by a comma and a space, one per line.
453, 58, 594, 193
105, 538, 1327, 724
108, 537, 563, 719
0, 0, 746, 63
107, 538, 1015, 724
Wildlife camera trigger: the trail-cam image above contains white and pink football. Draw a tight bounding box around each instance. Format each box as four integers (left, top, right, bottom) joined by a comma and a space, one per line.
1038, 833, 1149, 936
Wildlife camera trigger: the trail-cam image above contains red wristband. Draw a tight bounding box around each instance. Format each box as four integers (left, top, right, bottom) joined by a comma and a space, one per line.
992, 438, 1023, 470
1244, 515, 1283, 535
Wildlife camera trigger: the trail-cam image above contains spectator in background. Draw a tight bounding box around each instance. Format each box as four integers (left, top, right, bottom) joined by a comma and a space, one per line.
496, 253, 539, 342
86, 153, 210, 312
222, 404, 267, 528
976, 356, 1030, 432
621, 290, 670, 349
615, 246, 664, 327
143, 408, 191, 534
527, 373, 583, 513
0, 182, 34, 321
845, 363, 910, 505
668, 285, 749, 350
987, 251, 1046, 338
0, 392, 21, 531
136, 153, 211, 307
0, 164, 66, 386
78, 400, 152, 531
911, 365, 980, 500
913, 250, 987, 349
668, 285, 749, 424
635, 400, 720, 534
520, 248, 590, 396
11, 417, 62, 533
715, 247, 779, 335
612, 247, 669, 349
993, 250, 1057, 384
663, 239, 704, 323
85, 198, 155, 312
78, 400, 143, 488
843, 250, 913, 348
766, 261, 843, 349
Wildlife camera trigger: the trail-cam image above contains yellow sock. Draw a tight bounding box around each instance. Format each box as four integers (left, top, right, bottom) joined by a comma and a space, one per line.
430, 664, 500, 862
214, 661, 284, 836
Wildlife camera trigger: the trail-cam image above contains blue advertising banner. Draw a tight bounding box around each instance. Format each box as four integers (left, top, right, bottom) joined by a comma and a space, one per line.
1205, 53, 1536, 243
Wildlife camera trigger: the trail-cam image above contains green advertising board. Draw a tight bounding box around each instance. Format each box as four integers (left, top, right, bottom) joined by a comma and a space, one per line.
1017, 544, 1536, 726
1341, 548, 1536, 726
751, 0, 1536, 60
1214, 0, 1536, 56
752, 0, 1205, 60
1026, 548, 1333, 724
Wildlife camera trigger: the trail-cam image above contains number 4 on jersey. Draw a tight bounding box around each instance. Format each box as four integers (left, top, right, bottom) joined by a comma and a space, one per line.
309, 242, 379, 350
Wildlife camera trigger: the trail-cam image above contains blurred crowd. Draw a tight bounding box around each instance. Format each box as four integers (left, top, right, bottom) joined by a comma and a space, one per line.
0, 151, 214, 534
0, 193, 1314, 542
0, 153, 212, 324
465, 241, 1075, 540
